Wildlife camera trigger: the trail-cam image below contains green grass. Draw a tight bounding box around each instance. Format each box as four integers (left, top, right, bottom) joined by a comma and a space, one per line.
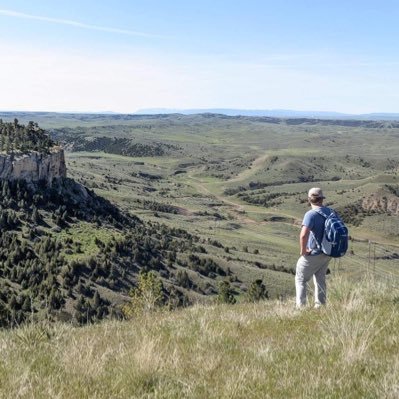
19, 113, 396, 300
0, 276, 397, 398
57, 222, 122, 260
64, 137, 399, 298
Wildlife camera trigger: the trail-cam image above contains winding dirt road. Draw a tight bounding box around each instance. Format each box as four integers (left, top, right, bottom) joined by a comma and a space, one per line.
185, 152, 300, 226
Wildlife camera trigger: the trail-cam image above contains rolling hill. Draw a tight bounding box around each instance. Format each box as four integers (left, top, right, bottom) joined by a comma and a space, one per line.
0, 114, 398, 328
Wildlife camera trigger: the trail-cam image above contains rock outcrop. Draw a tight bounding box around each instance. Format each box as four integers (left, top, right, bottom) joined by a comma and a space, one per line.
0, 147, 66, 184
362, 193, 399, 215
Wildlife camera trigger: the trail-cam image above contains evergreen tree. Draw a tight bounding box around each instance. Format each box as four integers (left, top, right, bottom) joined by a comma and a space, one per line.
216, 281, 236, 304
247, 279, 268, 302
93, 291, 101, 308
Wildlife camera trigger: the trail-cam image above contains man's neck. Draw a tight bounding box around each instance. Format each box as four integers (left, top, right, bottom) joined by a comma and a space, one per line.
311, 203, 323, 209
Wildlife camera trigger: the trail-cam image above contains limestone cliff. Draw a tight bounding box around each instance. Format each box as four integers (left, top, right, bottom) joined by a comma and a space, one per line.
0, 147, 66, 184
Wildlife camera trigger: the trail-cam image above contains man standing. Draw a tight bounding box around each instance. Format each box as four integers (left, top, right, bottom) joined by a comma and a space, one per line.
295, 187, 331, 308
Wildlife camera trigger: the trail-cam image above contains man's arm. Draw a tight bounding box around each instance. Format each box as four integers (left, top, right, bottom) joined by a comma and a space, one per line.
299, 225, 311, 256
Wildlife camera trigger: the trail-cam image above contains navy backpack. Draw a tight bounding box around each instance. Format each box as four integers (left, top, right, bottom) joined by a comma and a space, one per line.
313, 208, 349, 258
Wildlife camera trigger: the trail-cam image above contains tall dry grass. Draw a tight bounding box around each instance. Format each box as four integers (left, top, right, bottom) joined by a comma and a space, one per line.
0, 276, 397, 398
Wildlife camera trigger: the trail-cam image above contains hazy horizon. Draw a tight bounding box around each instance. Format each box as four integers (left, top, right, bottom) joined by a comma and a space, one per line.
1, 108, 399, 119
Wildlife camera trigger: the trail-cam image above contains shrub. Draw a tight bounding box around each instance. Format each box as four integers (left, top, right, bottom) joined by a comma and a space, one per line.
122, 271, 164, 318
246, 279, 268, 302
216, 280, 236, 304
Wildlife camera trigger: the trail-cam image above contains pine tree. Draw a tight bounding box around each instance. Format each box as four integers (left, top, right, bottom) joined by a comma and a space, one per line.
93, 291, 101, 308
216, 281, 236, 304
247, 279, 268, 302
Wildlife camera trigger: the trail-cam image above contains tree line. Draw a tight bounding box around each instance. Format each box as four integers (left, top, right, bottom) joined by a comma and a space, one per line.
0, 176, 234, 327
0, 119, 55, 153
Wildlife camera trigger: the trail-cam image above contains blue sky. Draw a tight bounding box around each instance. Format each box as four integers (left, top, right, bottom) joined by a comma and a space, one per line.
0, 0, 398, 113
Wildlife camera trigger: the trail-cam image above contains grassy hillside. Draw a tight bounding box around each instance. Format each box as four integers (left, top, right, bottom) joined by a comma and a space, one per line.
0, 114, 397, 327
0, 276, 397, 398
63, 121, 399, 288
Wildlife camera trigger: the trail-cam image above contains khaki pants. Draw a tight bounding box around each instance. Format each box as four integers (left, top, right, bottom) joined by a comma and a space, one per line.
295, 254, 330, 307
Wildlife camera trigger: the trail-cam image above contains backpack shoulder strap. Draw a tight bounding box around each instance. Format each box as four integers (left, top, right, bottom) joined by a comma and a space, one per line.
312, 208, 329, 219
311, 208, 332, 252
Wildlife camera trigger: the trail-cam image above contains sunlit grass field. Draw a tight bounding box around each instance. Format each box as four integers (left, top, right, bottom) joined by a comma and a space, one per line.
65, 141, 399, 294
0, 276, 397, 399
3, 112, 397, 300
0, 113, 397, 397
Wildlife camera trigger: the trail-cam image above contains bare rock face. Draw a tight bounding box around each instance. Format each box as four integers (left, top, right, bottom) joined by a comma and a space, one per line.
362, 193, 399, 215
0, 147, 66, 184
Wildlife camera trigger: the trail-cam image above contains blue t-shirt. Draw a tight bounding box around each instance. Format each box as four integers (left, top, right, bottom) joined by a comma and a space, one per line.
302, 206, 332, 255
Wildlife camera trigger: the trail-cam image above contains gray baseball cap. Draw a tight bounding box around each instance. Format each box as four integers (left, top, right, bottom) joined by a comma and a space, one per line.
308, 187, 325, 199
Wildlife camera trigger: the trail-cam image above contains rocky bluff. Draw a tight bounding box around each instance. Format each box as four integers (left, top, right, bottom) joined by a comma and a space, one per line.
362, 194, 399, 216
0, 147, 66, 184
362, 186, 399, 216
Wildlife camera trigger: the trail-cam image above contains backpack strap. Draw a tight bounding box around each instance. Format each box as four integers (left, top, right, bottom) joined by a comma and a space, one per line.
312, 208, 330, 219
310, 208, 331, 251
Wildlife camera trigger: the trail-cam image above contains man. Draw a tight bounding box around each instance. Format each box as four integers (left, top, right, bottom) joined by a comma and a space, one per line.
295, 187, 331, 308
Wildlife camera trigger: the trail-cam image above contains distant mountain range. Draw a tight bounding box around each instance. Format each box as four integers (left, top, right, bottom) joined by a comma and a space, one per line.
1, 109, 399, 121
135, 108, 399, 121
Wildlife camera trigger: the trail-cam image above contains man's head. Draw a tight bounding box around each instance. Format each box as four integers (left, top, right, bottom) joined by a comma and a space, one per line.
308, 187, 325, 205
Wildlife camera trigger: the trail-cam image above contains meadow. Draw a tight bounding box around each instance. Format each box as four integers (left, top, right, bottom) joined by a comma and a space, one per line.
1, 112, 398, 304
0, 276, 397, 398
56, 113, 399, 296
0, 112, 397, 397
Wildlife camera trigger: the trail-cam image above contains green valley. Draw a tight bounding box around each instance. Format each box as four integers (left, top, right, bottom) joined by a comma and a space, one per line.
0, 113, 398, 327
